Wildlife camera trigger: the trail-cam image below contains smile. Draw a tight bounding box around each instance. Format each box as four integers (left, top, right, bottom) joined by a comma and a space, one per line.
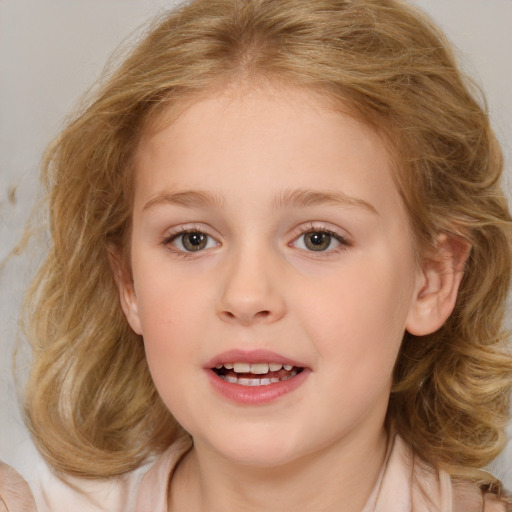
205, 350, 309, 404
212, 362, 302, 386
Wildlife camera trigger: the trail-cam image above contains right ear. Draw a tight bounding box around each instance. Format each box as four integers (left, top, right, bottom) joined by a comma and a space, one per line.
108, 247, 143, 335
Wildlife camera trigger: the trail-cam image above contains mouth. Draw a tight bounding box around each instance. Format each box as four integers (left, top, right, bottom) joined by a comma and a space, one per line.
211, 362, 304, 387
205, 350, 309, 403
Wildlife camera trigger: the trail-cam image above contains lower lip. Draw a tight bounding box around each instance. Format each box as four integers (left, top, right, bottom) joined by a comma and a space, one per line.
206, 368, 310, 405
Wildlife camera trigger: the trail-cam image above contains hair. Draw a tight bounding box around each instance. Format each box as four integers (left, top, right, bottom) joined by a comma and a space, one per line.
22, 0, 511, 491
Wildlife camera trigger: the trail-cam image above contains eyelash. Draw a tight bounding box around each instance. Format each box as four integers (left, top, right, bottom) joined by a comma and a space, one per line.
162, 226, 219, 258
290, 224, 351, 255
162, 224, 351, 257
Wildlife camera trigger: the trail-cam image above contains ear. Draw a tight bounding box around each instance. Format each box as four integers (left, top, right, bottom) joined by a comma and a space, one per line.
406, 234, 471, 336
108, 246, 143, 335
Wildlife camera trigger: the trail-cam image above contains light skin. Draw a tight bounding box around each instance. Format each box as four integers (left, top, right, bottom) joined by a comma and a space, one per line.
115, 84, 467, 512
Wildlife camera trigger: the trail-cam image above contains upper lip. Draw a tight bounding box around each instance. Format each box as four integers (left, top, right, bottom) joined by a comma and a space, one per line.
204, 349, 307, 369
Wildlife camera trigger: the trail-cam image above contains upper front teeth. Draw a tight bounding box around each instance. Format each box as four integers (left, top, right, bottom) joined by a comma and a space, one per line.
235, 362, 265, 374
215, 362, 294, 373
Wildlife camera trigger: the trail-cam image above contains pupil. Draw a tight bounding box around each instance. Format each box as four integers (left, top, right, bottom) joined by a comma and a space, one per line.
183, 232, 206, 251
305, 232, 330, 251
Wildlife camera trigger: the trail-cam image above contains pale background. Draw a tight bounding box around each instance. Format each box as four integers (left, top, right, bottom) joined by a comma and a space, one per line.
1, 0, 511, 490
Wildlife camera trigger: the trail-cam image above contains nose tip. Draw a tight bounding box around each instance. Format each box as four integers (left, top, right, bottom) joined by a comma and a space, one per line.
216, 253, 286, 326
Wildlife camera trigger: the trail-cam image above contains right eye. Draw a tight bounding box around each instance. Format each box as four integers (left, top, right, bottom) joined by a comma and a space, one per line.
167, 231, 218, 252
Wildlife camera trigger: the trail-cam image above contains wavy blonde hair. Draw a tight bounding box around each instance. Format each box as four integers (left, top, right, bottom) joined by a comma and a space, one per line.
23, 0, 511, 489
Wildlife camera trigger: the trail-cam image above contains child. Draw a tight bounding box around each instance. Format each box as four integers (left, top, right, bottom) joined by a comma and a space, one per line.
4, 0, 512, 510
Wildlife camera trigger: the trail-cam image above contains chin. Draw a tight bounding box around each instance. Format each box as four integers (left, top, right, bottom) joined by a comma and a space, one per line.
223, 446, 300, 468
201, 428, 304, 468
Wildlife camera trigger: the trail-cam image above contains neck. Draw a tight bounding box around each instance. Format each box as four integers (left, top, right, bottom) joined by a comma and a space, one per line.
169, 426, 389, 512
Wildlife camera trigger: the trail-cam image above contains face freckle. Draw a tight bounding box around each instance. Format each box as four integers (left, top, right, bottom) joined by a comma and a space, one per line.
119, 84, 423, 469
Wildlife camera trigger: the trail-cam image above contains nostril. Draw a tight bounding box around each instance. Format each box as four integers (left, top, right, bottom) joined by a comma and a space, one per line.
219, 308, 273, 324
221, 309, 270, 318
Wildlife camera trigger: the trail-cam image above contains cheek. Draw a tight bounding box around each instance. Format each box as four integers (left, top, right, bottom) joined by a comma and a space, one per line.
132, 262, 218, 375
131, 271, 194, 367
135, 282, 203, 411
301, 251, 415, 371
137, 290, 196, 350
132, 250, 205, 326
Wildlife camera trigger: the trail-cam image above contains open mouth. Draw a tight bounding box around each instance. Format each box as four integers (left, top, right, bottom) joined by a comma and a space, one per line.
212, 362, 304, 386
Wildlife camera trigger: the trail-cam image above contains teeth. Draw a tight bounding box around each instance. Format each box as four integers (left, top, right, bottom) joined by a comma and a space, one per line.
250, 363, 269, 374
233, 362, 251, 373
218, 371, 297, 386
238, 378, 261, 386
217, 362, 296, 374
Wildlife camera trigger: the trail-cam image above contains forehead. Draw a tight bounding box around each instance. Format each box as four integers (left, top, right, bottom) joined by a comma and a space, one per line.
137, 82, 382, 166
132, 84, 404, 220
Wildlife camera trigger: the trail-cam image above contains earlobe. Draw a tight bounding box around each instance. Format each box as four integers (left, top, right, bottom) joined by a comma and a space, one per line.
108, 247, 143, 336
406, 234, 471, 336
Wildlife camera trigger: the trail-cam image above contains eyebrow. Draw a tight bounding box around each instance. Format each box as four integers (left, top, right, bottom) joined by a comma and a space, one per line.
274, 188, 379, 215
142, 188, 378, 215
143, 190, 225, 211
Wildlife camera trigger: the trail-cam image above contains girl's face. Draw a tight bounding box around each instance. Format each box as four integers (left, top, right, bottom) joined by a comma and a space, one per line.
120, 85, 425, 468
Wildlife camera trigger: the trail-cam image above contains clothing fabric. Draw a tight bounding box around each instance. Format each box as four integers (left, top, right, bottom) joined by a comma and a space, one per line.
0, 462, 37, 512
1, 435, 508, 512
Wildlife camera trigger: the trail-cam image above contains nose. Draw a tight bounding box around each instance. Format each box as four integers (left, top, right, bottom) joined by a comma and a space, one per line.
216, 245, 286, 326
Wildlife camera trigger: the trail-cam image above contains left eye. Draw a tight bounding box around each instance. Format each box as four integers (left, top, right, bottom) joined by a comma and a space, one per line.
293, 231, 343, 252
169, 231, 218, 252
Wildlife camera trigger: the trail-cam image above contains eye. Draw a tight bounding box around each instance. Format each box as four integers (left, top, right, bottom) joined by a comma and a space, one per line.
167, 230, 218, 252
292, 229, 347, 252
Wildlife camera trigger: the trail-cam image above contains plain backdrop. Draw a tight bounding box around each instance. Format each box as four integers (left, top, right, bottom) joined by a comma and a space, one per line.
1, 0, 511, 490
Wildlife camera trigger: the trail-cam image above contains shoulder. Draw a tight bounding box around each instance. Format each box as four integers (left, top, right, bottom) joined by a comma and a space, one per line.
0, 461, 37, 511
1, 436, 192, 512
482, 494, 512, 512
34, 459, 149, 512
8, 451, 149, 512
452, 481, 512, 512
397, 435, 511, 512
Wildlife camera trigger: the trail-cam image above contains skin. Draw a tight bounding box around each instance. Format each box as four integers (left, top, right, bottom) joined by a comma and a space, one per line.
117, 84, 466, 512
